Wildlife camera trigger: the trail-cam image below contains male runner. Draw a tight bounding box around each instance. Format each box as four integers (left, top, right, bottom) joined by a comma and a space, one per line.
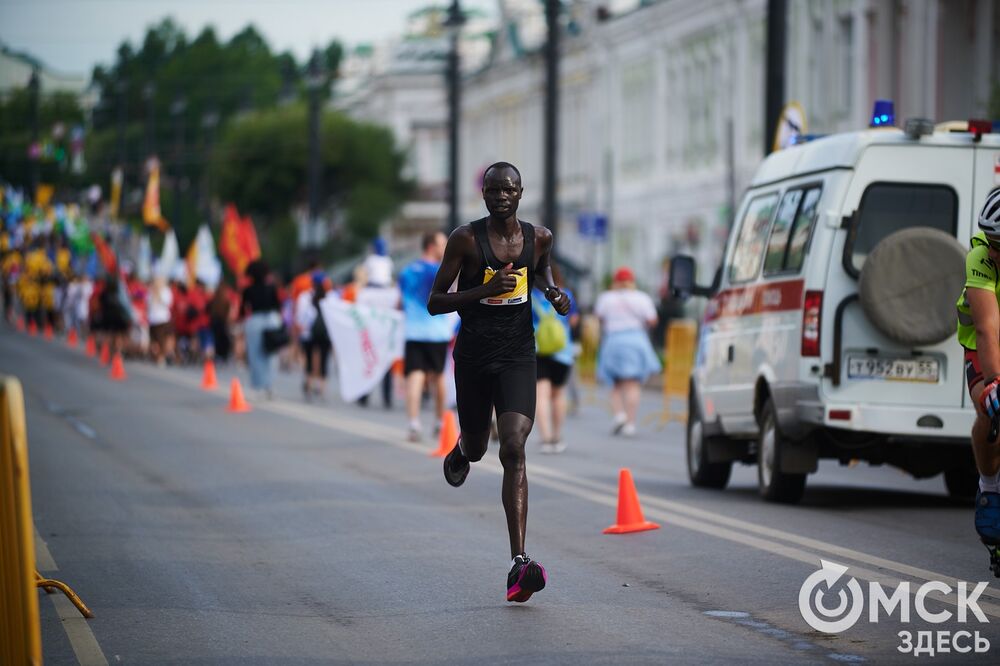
958, 187, 1000, 575
399, 231, 453, 441
427, 162, 571, 602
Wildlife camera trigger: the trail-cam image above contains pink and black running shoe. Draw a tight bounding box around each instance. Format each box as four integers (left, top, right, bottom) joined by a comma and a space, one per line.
506, 554, 547, 602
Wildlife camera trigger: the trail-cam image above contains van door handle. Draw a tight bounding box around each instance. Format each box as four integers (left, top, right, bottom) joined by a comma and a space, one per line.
727, 345, 734, 363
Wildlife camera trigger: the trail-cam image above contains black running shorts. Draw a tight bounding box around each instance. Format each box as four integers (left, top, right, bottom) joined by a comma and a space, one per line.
404, 341, 449, 375
454, 359, 536, 434
536, 355, 571, 387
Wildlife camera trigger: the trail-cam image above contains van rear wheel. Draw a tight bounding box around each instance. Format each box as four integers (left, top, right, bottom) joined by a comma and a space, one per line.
757, 398, 807, 504
686, 392, 732, 489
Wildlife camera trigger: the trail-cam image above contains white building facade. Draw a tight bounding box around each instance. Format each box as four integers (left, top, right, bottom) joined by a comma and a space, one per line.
458, 0, 999, 300
335, 8, 494, 249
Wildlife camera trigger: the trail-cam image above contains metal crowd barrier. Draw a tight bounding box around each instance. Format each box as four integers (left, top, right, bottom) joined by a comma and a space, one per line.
1, 375, 92, 666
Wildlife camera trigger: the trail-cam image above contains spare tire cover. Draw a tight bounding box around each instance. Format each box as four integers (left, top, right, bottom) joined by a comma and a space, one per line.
858, 227, 966, 347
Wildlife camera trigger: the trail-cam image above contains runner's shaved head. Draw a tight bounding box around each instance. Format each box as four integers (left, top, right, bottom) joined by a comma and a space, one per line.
483, 162, 522, 186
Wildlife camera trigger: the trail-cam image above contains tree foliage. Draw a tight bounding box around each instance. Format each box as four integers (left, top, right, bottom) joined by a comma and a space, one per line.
0, 89, 85, 189
208, 104, 411, 245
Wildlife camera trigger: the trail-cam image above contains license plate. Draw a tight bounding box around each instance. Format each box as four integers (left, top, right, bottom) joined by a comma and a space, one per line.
846, 356, 940, 383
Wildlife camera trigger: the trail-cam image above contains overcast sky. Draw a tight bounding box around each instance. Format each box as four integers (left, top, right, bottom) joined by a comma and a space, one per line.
0, 0, 495, 76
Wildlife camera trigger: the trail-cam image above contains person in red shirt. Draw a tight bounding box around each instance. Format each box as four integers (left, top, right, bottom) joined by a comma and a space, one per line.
187, 280, 214, 360
171, 281, 195, 363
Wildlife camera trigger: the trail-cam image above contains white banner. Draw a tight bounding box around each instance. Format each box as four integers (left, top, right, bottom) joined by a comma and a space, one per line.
319, 296, 405, 403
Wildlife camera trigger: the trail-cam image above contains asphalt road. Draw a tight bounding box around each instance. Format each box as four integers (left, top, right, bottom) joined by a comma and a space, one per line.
4, 326, 999, 664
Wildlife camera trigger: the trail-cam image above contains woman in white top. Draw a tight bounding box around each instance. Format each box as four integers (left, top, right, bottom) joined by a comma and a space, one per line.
147, 275, 174, 365
593, 266, 661, 436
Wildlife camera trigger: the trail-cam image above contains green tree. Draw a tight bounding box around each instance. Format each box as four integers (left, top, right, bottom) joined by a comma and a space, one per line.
0, 89, 85, 190
84, 18, 344, 233
208, 104, 411, 268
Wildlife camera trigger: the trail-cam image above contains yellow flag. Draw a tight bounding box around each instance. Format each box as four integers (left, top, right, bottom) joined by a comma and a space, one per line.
142, 163, 169, 232
110, 167, 123, 220
35, 184, 54, 208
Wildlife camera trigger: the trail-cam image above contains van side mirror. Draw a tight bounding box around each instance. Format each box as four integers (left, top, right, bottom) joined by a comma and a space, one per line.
669, 254, 716, 299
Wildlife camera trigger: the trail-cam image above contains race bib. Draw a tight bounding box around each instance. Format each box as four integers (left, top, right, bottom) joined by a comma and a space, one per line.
480, 266, 528, 305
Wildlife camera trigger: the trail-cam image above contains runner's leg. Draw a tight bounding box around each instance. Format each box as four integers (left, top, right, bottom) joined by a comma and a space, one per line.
430, 372, 445, 423
406, 370, 425, 423
498, 412, 532, 558
535, 378, 553, 442
551, 383, 566, 443
623, 379, 642, 426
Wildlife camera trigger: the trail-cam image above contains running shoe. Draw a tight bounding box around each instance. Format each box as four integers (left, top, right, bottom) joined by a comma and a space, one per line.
407, 425, 422, 443
612, 414, 627, 435
976, 491, 1000, 545
621, 423, 637, 438
506, 554, 547, 603
443, 437, 470, 487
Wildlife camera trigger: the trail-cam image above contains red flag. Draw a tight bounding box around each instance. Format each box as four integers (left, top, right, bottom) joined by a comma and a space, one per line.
219, 204, 261, 276
241, 213, 261, 260
91, 232, 117, 274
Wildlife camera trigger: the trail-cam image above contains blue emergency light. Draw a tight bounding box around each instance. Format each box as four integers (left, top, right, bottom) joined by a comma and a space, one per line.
870, 100, 894, 127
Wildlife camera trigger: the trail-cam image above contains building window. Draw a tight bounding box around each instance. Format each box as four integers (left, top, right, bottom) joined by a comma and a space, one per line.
838, 15, 854, 120
621, 58, 654, 175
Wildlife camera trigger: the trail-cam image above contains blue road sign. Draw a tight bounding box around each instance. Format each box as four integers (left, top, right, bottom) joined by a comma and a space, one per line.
577, 212, 607, 240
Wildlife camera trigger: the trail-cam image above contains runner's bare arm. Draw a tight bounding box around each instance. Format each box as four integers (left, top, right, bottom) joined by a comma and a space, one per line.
427, 227, 518, 315
532, 227, 571, 316
969, 287, 1000, 380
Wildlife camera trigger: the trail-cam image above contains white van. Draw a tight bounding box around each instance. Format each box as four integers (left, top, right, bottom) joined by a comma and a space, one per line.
671, 118, 1000, 503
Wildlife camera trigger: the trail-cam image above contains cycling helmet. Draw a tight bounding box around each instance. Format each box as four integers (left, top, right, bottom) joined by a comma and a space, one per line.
980, 188, 1000, 240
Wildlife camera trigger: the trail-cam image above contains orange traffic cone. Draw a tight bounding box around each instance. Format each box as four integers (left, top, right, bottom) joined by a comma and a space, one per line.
227, 378, 252, 413
28, 320, 38, 336
43, 322, 54, 340
15, 316, 25, 332
99, 340, 111, 366
85, 334, 97, 357
430, 410, 459, 457
603, 468, 661, 534
201, 359, 218, 390
67, 328, 79, 347
109, 352, 127, 381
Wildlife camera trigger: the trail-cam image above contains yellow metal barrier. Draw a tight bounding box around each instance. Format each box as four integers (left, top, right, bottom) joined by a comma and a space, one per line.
1, 375, 93, 666
1, 375, 42, 665
647, 319, 698, 428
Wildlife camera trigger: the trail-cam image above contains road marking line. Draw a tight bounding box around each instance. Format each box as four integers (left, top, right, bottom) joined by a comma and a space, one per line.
131, 364, 1000, 615
34, 530, 108, 666
34, 526, 58, 571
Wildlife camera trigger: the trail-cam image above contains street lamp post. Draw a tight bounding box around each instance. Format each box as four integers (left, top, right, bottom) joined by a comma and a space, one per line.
306, 50, 325, 250
144, 83, 156, 160
28, 68, 40, 201
170, 96, 186, 229
542, 0, 560, 236
116, 80, 128, 173
444, 0, 465, 232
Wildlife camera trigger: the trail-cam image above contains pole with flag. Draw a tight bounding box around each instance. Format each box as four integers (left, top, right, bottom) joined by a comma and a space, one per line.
142, 159, 170, 233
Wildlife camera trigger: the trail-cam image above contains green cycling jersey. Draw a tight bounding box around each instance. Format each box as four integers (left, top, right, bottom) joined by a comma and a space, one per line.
957, 232, 1000, 350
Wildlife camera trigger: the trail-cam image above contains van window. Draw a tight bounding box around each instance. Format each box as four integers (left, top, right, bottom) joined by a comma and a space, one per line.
848, 183, 957, 274
784, 187, 822, 272
763, 190, 803, 274
729, 193, 779, 283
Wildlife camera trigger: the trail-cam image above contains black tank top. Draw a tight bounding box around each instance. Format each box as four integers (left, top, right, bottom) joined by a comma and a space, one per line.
454, 218, 536, 365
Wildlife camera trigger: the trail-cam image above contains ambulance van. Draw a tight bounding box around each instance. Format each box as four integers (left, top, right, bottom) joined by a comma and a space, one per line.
670, 116, 1000, 503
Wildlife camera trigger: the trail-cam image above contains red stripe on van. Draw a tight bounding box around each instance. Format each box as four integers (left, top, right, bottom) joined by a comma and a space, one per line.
703, 279, 805, 323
